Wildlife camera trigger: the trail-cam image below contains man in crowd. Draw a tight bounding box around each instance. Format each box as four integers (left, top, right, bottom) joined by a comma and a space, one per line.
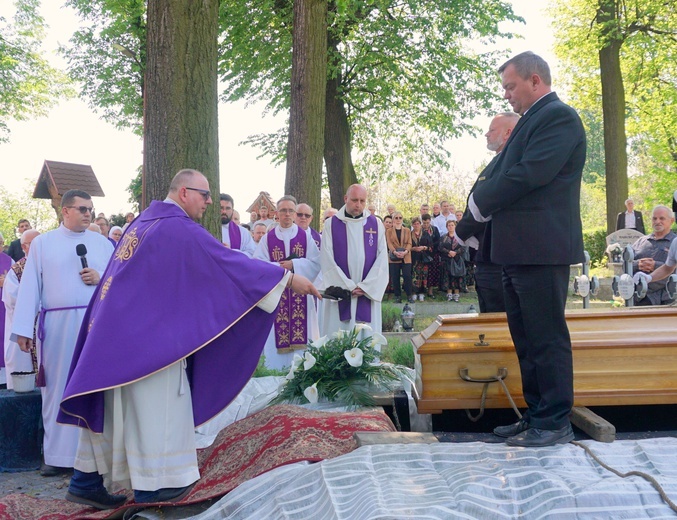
433, 201, 456, 236
59, 170, 319, 510
631, 205, 676, 306
95, 216, 110, 238
322, 207, 338, 223
635, 237, 677, 289
458, 111, 519, 313
295, 202, 321, 250
7, 219, 32, 262
320, 184, 388, 335
254, 196, 321, 369
616, 198, 645, 234
220, 193, 256, 257
252, 222, 267, 243
3, 229, 39, 390
386, 203, 396, 217
420, 204, 430, 217
255, 204, 275, 229
464, 51, 586, 447
13, 190, 114, 476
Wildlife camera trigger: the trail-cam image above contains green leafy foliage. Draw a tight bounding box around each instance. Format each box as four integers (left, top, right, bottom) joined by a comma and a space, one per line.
270, 328, 404, 407
0, 0, 73, 142
252, 356, 288, 377
0, 185, 58, 241
582, 226, 608, 264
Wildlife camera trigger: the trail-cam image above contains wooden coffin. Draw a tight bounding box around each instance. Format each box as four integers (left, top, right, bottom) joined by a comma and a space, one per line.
413, 307, 677, 414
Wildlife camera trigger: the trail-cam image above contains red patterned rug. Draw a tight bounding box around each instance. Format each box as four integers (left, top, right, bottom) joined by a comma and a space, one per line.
0, 404, 395, 519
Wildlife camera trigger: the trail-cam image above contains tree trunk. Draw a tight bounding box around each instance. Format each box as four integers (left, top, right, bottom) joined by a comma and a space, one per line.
597, 0, 628, 234
324, 46, 358, 210
285, 0, 327, 231
143, 0, 220, 237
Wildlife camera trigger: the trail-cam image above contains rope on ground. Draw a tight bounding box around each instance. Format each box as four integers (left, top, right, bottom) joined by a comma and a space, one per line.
572, 440, 677, 513
464, 375, 523, 423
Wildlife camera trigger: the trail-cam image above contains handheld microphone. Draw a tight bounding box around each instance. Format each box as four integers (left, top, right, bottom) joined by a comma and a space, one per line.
76, 244, 88, 269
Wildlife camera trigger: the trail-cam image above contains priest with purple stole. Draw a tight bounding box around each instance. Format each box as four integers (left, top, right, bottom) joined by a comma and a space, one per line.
58, 170, 320, 511
220, 193, 256, 257
320, 184, 389, 338
254, 195, 321, 370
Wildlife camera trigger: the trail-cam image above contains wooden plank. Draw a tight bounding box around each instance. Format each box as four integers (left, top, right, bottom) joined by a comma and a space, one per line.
570, 406, 616, 443
354, 432, 439, 447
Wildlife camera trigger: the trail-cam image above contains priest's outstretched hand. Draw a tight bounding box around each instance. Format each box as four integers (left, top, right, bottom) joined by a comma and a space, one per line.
290, 274, 322, 299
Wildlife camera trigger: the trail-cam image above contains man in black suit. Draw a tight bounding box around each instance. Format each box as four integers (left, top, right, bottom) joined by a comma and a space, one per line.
615, 198, 645, 234
459, 112, 519, 313
6, 219, 32, 262
459, 51, 586, 447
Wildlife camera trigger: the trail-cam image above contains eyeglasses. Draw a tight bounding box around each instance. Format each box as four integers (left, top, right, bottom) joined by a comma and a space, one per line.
65, 206, 95, 214
278, 208, 295, 214
394, 216, 403, 220
186, 187, 211, 200
297, 213, 312, 219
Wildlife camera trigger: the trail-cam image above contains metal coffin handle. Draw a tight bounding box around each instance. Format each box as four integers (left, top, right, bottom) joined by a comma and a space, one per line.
459, 367, 508, 383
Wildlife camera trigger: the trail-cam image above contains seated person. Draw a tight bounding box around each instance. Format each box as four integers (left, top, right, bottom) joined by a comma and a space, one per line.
631, 205, 676, 306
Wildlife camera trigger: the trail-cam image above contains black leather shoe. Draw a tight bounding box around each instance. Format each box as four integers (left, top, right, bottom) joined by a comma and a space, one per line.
66, 488, 127, 510
505, 424, 574, 447
40, 464, 72, 477
135, 482, 195, 504
493, 419, 529, 438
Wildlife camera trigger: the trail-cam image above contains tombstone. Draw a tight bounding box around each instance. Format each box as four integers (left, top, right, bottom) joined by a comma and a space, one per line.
605, 229, 644, 248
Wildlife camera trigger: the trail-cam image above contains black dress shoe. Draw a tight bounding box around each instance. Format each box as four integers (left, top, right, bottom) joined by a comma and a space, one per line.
66, 488, 127, 510
135, 482, 195, 504
493, 419, 529, 438
505, 424, 574, 447
40, 464, 72, 477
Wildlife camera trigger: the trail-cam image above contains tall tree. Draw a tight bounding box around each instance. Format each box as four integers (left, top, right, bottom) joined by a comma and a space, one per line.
552, 0, 677, 232
143, 0, 220, 236
0, 0, 71, 142
285, 0, 327, 226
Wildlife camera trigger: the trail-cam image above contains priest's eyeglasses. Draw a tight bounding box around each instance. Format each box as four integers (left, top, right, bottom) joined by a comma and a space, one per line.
185, 187, 212, 201
65, 206, 95, 214
297, 213, 312, 219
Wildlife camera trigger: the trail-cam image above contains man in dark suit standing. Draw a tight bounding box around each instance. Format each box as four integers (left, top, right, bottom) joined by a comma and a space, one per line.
615, 198, 645, 234
459, 112, 519, 313
6, 219, 32, 262
460, 51, 586, 447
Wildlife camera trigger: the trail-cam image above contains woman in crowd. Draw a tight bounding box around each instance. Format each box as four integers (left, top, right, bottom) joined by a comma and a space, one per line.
421, 213, 440, 298
439, 220, 467, 302
386, 212, 413, 303
410, 216, 435, 301
383, 215, 394, 298
109, 226, 123, 246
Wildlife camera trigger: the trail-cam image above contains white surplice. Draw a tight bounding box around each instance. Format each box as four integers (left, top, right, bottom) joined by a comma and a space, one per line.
253, 224, 321, 369
3, 267, 34, 389
221, 221, 256, 257
11, 226, 113, 467
74, 273, 290, 492
319, 207, 388, 337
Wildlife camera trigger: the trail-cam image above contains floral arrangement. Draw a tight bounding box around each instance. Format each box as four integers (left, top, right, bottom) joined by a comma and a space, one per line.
606, 243, 623, 257
270, 325, 405, 408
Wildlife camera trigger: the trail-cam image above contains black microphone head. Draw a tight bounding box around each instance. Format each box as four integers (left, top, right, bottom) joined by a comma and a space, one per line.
76, 244, 88, 257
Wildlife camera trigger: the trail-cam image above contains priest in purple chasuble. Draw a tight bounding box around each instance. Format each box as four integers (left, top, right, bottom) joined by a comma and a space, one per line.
319, 184, 389, 339
58, 171, 320, 508
220, 193, 256, 257
253, 196, 321, 370
2, 230, 39, 390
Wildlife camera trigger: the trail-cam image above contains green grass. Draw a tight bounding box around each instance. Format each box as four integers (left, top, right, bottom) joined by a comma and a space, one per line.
380, 338, 415, 368
252, 356, 288, 378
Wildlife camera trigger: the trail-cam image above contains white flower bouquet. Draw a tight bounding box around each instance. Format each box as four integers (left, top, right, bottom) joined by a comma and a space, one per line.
269, 326, 405, 407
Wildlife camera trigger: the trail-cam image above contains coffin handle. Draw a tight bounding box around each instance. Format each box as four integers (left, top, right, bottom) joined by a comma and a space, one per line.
459, 367, 508, 383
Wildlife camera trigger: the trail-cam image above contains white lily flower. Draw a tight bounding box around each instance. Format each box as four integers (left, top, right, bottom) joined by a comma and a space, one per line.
312, 336, 329, 348
285, 366, 296, 380
303, 351, 317, 370
333, 329, 349, 339
291, 354, 303, 370
370, 333, 388, 347
354, 323, 373, 334
303, 383, 319, 403
344, 347, 364, 367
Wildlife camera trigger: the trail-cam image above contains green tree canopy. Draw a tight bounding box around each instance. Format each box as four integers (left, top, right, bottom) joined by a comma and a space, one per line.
0, 0, 72, 142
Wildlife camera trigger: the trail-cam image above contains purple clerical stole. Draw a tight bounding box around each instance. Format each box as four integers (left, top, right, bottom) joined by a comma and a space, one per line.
331, 215, 378, 323
0, 253, 11, 368
228, 222, 242, 250
267, 228, 308, 351
310, 228, 321, 249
